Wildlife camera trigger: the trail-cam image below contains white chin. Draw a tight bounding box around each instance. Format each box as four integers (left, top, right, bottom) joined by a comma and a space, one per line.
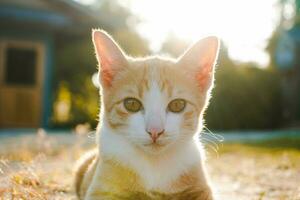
138, 142, 170, 155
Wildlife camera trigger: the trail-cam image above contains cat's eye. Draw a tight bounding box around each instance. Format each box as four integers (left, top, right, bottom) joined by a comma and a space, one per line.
168, 99, 186, 113
123, 98, 143, 112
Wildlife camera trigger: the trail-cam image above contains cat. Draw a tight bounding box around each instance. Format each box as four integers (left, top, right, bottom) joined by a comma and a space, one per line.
74, 29, 220, 200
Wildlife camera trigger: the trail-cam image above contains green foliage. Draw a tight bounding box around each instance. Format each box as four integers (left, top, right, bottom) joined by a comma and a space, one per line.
205, 47, 283, 130
113, 30, 150, 57
52, 38, 99, 127
241, 137, 300, 150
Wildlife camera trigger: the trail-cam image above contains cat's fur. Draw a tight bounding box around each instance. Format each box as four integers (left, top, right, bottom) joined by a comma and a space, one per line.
74, 30, 220, 200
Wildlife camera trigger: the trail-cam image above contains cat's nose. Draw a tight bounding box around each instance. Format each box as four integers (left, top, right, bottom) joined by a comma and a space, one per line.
146, 128, 164, 143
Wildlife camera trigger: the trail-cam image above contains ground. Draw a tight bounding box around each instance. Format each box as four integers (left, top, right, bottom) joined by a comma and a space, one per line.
0, 131, 299, 200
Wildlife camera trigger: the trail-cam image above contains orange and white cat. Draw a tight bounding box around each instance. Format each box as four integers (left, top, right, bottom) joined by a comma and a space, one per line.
74, 30, 220, 200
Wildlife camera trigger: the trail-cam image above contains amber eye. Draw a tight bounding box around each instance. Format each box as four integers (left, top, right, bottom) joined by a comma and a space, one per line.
123, 98, 143, 112
168, 99, 186, 113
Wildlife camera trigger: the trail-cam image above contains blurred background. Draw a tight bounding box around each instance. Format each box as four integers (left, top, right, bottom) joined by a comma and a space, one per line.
0, 0, 299, 131
1, 1, 300, 199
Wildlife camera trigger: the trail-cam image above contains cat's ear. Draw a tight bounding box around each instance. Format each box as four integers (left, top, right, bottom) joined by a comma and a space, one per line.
177, 36, 220, 92
92, 30, 127, 87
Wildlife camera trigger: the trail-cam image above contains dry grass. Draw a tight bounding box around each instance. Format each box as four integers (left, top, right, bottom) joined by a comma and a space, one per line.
0, 131, 95, 200
0, 131, 299, 200
207, 144, 300, 200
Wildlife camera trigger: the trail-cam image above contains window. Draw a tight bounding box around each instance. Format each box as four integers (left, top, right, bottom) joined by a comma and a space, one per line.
5, 47, 37, 86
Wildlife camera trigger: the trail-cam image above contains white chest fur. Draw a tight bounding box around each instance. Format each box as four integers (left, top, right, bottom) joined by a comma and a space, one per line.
100, 128, 203, 192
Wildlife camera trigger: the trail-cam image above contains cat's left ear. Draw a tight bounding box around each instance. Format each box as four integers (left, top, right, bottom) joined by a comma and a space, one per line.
92, 30, 128, 88
177, 36, 220, 92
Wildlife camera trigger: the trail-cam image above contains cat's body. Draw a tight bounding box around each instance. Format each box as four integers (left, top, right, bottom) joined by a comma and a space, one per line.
75, 30, 219, 200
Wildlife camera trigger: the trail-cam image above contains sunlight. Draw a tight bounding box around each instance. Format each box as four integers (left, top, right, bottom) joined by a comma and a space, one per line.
125, 0, 280, 66
74, 0, 96, 5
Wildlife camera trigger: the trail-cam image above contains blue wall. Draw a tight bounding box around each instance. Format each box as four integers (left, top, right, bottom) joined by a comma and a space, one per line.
0, 6, 71, 27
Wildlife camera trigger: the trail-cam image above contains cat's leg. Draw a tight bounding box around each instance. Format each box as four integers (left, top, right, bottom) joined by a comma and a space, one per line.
84, 162, 122, 200
84, 178, 104, 200
84, 189, 107, 200
85, 184, 117, 200
183, 186, 214, 200
83, 163, 108, 200
196, 187, 214, 200
171, 163, 215, 200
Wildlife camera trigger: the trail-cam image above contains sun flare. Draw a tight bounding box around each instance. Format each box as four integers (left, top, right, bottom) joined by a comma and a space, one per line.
124, 0, 280, 66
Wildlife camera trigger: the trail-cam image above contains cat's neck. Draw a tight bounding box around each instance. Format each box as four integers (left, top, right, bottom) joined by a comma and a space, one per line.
98, 121, 204, 191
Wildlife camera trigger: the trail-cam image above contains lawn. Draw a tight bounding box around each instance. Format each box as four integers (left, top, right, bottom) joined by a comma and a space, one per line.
0, 130, 299, 200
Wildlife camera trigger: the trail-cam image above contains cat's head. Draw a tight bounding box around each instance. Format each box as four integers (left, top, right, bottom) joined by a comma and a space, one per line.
93, 30, 219, 154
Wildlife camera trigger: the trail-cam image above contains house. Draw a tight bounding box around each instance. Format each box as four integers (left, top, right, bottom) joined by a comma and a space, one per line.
0, 0, 108, 128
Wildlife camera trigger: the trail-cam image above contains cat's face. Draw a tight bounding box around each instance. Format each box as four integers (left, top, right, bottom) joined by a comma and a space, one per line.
93, 30, 219, 154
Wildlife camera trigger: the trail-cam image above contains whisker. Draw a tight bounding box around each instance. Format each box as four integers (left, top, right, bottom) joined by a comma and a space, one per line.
202, 126, 224, 142
204, 145, 219, 157
198, 126, 224, 157
200, 137, 220, 151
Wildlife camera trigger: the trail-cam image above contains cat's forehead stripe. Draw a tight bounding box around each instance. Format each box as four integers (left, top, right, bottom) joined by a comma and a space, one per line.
135, 61, 175, 99
137, 74, 150, 99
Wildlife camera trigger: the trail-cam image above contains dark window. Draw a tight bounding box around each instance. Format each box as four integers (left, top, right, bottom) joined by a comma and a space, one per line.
5, 47, 37, 86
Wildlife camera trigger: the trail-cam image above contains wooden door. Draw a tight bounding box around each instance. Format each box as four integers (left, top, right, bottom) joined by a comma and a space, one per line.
0, 40, 45, 128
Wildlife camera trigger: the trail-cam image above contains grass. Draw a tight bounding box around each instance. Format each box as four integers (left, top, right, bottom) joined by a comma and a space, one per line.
206, 140, 300, 200
0, 131, 299, 200
240, 137, 300, 150
0, 132, 94, 200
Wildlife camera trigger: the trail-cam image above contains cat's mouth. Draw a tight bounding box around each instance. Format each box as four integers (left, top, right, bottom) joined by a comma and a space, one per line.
131, 136, 175, 153
135, 139, 175, 154
141, 141, 170, 152
144, 142, 166, 147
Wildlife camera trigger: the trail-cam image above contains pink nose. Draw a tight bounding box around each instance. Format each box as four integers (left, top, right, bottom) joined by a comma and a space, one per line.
146, 128, 165, 143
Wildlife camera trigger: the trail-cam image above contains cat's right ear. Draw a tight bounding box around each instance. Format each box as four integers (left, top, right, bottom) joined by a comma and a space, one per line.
92, 30, 128, 87
177, 36, 220, 93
